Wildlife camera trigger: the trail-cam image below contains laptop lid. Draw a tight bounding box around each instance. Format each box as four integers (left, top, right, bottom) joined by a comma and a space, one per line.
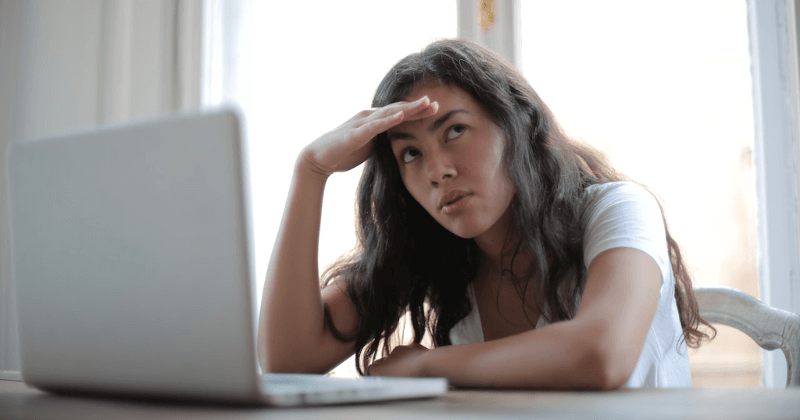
7, 109, 261, 402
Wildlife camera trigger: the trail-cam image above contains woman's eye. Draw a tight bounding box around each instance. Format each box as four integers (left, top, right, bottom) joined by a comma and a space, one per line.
446, 125, 466, 140
401, 149, 420, 163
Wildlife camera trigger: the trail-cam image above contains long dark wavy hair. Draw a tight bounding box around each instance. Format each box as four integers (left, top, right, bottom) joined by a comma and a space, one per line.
322, 38, 714, 375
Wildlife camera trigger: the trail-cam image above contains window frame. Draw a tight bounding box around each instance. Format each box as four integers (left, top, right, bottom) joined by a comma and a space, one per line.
747, 0, 800, 388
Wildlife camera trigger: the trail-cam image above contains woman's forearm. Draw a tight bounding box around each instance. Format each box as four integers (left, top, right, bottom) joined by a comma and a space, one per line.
416, 249, 661, 390
420, 320, 624, 390
258, 154, 332, 373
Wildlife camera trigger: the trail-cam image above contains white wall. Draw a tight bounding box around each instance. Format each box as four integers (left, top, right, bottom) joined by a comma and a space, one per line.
0, 0, 201, 375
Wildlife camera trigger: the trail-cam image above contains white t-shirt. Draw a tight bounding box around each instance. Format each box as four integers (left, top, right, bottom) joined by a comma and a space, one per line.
448, 181, 692, 388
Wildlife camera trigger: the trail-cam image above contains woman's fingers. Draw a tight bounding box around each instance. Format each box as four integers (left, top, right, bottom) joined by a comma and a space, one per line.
352, 110, 405, 140
360, 96, 437, 127
365, 344, 430, 377
404, 97, 439, 120
392, 96, 435, 119
302, 96, 440, 176
353, 97, 439, 139
402, 100, 439, 123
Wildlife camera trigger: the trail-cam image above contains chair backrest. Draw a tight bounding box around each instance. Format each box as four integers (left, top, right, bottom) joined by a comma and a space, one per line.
694, 287, 800, 387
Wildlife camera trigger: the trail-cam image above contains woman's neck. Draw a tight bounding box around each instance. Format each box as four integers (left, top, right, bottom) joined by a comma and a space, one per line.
473, 206, 533, 281
473, 205, 513, 260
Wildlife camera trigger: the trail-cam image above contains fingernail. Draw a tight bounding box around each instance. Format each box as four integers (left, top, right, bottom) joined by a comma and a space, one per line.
394, 111, 404, 120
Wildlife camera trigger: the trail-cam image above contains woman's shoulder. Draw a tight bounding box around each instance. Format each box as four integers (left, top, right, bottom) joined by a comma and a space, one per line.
581, 180, 670, 274
582, 181, 661, 218
584, 181, 655, 201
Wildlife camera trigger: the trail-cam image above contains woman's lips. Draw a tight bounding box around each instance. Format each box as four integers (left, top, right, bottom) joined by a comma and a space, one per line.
441, 193, 472, 215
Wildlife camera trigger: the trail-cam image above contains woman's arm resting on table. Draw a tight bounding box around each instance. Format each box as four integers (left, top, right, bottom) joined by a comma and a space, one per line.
368, 247, 661, 390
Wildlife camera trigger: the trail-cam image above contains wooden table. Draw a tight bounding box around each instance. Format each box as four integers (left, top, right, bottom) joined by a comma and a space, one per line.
2, 379, 799, 419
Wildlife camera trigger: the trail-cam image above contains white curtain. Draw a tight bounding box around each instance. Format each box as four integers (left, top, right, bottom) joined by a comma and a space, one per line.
0, 0, 202, 376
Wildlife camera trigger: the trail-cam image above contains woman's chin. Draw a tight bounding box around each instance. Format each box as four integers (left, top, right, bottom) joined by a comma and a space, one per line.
441, 223, 483, 240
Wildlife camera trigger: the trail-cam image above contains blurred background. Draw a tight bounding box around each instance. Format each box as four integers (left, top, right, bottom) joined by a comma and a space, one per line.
2, 0, 798, 388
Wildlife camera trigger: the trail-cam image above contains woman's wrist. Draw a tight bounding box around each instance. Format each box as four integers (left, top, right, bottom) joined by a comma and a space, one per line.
418, 345, 443, 378
295, 149, 331, 185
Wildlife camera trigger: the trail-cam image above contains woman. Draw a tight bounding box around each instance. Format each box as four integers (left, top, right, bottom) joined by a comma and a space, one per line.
258, 39, 713, 389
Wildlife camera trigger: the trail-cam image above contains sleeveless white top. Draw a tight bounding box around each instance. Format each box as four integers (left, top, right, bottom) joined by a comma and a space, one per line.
448, 182, 692, 388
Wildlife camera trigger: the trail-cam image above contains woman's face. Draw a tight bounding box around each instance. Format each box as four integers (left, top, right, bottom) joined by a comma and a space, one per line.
387, 83, 515, 242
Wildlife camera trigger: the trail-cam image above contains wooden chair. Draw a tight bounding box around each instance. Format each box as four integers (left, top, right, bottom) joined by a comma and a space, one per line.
694, 287, 800, 387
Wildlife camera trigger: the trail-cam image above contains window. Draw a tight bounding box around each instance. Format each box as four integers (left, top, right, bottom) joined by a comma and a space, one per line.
519, 0, 761, 387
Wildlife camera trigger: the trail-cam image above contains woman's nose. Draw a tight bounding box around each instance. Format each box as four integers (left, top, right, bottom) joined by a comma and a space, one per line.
427, 149, 457, 187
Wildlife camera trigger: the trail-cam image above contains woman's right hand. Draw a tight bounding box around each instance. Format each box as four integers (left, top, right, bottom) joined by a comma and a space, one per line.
300, 96, 439, 178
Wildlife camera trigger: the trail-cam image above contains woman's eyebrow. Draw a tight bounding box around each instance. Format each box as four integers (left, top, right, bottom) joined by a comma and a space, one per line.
428, 109, 467, 134
387, 131, 414, 142
388, 109, 469, 143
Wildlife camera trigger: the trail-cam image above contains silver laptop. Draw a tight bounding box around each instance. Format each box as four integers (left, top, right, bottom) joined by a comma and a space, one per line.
5, 108, 448, 406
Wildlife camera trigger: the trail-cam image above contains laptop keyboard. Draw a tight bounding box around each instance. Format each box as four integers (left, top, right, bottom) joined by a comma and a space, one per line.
260, 373, 397, 394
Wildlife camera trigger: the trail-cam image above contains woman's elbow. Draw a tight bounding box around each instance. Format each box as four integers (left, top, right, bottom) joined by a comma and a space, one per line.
257, 327, 269, 373
257, 329, 298, 374
581, 339, 635, 390
262, 352, 318, 374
